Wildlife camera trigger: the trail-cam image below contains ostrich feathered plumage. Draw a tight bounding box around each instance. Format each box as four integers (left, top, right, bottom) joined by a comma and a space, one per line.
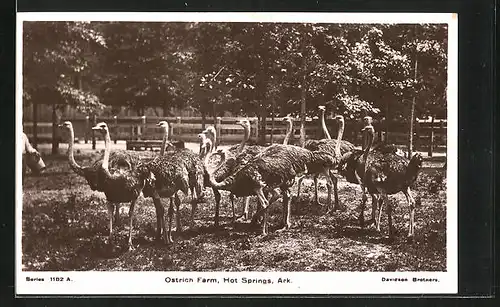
210, 144, 336, 197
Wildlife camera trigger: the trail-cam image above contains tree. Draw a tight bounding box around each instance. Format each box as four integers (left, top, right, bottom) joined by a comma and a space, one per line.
23, 21, 106, 153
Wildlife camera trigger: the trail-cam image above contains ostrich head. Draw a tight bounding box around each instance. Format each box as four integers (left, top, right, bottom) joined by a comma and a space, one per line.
282, 115, 293, 124
318, 105, 326, 112
157, 121, 169, 130
363, 116, 373, 126
334, 115, 344, 123
91, 122, 109, 135
58, 121, 73, 130
236, 118, 251, 130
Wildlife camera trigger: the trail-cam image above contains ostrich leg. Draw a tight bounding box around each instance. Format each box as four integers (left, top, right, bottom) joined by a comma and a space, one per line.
242, 197, 251, 220
213, 188, 221, 227
296, 175, 305, 198
127, 198, 138, 250
404, 187, 415, 238
166, 196, 175, 244
152, 196, 164, 241
174, 192, 182, 234
254, 187, 270, 236
278, 187, 291, 231
114, 205, 121, 226
385, 194, 394, 238
106, 202, 115, 244
313, 174, 320, 205
229, 194, 237, 223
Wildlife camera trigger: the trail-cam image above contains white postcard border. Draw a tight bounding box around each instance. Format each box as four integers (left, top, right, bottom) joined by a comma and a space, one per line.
16, 12, 458, 295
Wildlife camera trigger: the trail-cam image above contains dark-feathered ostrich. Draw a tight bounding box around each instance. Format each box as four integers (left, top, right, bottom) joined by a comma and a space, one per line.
59, 121, 155, 225
141, 121, 205, 244
295, 114, 348, 211
201, 119, 267, 227
91, 122, 153, 250
205, 144, 338, 235
296, 106, 355, 206
341, 124, 423, 238
22, 132, 46, 181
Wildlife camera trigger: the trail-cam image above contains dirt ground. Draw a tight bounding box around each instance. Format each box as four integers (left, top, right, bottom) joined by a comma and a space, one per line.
21, 144, 447, 272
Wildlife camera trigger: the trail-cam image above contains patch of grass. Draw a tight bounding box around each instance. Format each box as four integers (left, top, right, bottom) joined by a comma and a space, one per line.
22, 153, 447, 272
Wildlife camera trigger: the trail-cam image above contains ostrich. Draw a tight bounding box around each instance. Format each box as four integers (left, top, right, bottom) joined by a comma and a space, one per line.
155, 120, 185, 152
141, 139, 205, 244
22, 132, 46, 181
205, 143, 338, 235
341, 124, 423, 238
91, 122, 153, 250
59, 121, 155, 225
295, 114, 347, 211
296, 105, 355, 206
201, 119, 266, 226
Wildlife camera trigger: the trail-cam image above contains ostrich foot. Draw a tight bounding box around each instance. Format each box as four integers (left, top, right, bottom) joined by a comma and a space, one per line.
276, 225, 291, 233
406, 235, 414, 243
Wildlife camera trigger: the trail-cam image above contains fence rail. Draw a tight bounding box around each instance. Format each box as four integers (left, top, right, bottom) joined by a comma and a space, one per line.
23, 116, 447, 156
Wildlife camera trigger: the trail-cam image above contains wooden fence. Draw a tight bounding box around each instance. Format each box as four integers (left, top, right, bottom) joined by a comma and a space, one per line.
23, 116, 446, 155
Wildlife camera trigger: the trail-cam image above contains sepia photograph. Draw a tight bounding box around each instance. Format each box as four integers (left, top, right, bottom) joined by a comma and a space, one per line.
17, 12, 457, 295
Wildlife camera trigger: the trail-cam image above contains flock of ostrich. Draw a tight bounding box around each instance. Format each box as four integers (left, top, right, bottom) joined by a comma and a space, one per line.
22, 105, 424, 251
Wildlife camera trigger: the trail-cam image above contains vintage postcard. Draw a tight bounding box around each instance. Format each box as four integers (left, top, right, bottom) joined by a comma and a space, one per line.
17, 12, 457, 295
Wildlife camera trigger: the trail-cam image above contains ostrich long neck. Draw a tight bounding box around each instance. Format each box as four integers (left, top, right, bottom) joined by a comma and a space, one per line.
361, 128, 374, 176
320, 110, 332, 139
101, 130, 116, 179
203, 151, 235, 191
283, 120, 293, 145
335, 119, 344, 156
66, 127, 84, 176
237, 124, 250, 154
160, 126, 169, 156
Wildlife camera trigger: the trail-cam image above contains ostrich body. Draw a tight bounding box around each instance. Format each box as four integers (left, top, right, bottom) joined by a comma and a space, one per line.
296, 106, 354, 207
22, 132, 46, 180
202, 119, 266, 226
92, 122, 152, 250
341, 125, 423, 238
296, 114, 347, 211
142, 121, 205, 243
205, 144, 338, 235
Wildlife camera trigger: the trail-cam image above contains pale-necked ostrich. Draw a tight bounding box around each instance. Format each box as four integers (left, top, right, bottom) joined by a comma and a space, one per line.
296, 105, 355, 205
91, 122, 153, 250
141, 134, 205, 244
202, 119, 266, 226
295, 114, 347, 211
205, 144, 338, 235
59, 121, 155, 226
22, 132, 46, 181
341, 124, 423, 238
156, 120, 185, 152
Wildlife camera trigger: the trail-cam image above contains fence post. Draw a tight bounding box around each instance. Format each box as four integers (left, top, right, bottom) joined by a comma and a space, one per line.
139, 115, 146, 140
428, 116, 435, 157
176, 116, 182, 140
113, 116, 118, 144
91, 114, 97, 150
216, 117, 221, 147
85, 115, 89, 144
415, 119, 420, 152
253, 118, 259, 142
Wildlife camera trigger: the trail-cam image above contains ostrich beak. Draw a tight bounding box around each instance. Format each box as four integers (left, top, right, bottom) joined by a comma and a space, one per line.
91, 125, 101, 131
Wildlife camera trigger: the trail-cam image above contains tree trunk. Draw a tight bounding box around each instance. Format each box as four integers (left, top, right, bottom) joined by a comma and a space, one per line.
32, 101, 38, 149
201, 109, 206, 130
91, 113, 97, 150
300, 52, 307, 147
270, 99, 275, 144
259, 105, 267, 145
408, 25, 418, 158
51, 103, 60, 155
384, 100, 390, 143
